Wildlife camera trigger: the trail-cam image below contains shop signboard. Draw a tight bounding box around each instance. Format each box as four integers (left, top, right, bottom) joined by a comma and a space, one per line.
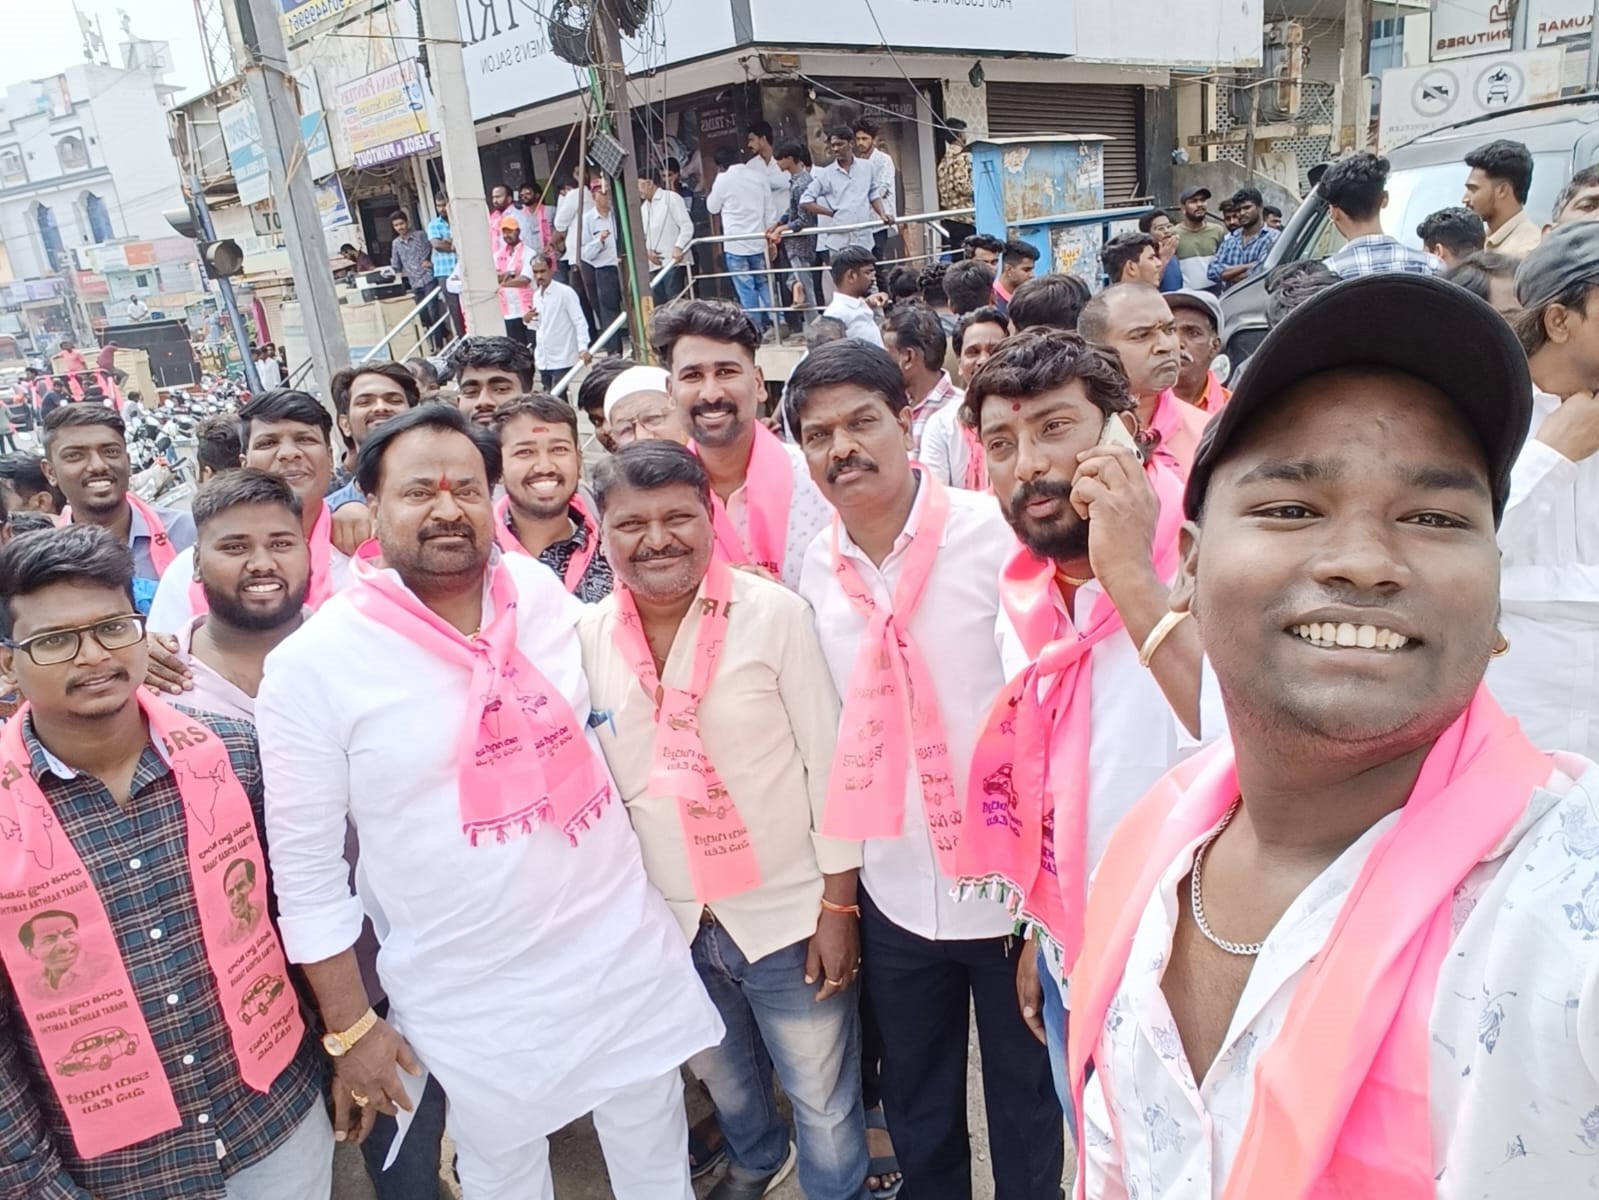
1431, 0, 1594, 60
337, 61, 436, 168
750, 0, 1074, 56
219, 101, 270, 206
281, 0, 356, 43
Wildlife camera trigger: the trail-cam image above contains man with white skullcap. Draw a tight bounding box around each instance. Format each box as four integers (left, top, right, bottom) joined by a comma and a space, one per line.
605, 365, 686, 447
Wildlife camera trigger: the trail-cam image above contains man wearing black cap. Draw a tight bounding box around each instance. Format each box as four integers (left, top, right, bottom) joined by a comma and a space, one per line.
1068, 273, 1599, 1200
1175, 186, 1222, 290
1489, 220, 1599, 758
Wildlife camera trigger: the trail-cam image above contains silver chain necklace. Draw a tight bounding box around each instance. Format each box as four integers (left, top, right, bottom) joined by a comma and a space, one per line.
1189, 799, 1264, 957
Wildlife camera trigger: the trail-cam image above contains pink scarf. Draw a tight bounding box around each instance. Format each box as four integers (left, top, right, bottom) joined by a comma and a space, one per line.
0, 694, 305, 1157
186, 499, 336, 616
493, 494, 601, 595
60, 494, 178, 576
493, 238, 533, 318
954, 459, 1184, 966
346, 555, 610, 846
958, 420, 989, 492
1143, 388, 1213, 480
820, 471, 962, 873
692, 424, 794, 579
1069, 687, 1550, 1200
610, 559, 762, 902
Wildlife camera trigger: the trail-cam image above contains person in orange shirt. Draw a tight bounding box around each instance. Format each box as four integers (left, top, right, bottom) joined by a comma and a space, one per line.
1165, 289, 1230, 413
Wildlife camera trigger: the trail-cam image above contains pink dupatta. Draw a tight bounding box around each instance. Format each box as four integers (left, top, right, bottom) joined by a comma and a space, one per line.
820, 470, 963, 873
953, 459, 1185, 966
692, 424, 794, 578
59, 494, 179, 576
1068, 686, 1551, 1199
610, 559, 762, 902
493, 493, 601, 595
0, 695, 305, 1156
188, 499, 336, 616
346, 555, 610, 846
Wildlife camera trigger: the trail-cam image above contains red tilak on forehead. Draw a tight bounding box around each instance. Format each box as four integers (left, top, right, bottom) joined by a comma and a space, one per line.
437, 474, 454, 491
1012, 402, 1022, 412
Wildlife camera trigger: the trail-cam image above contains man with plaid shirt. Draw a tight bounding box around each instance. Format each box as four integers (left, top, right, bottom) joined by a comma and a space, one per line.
1207, 188, 1281, 291
1320, 153, 1443, 280
0, 525, 327, 1200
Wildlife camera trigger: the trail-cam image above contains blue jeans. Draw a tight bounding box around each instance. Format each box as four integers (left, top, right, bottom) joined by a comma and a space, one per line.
689, 921, 869, 1200
1040, 947, 1075, 1141
723, 251, 772, 331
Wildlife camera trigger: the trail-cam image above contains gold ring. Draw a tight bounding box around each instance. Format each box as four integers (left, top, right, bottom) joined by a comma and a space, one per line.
350, 1091, 370, 1107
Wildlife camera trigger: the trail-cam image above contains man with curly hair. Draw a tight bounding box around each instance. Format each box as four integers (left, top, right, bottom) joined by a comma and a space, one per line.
1320, 153, 1443, 278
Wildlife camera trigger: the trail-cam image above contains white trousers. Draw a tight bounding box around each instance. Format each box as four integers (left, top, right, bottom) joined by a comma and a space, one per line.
450, 1066, 694, 1200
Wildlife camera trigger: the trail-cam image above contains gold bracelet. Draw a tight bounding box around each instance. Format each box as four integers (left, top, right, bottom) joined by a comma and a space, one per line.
1137, 609, 1192, 669
820, 898, 862, 917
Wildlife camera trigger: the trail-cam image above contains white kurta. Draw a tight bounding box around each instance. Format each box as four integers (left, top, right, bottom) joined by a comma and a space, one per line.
1490, 387, 1599, 757
918, 400, 976, 489
1082, 754, 1599, 1200
256, 554, 722, 1142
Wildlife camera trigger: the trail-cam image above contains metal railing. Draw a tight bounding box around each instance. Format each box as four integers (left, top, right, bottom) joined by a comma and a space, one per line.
548, 205, 976, 400
358, 283, 454, 366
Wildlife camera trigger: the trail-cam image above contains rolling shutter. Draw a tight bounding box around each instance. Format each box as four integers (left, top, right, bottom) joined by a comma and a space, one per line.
986, 83, 1145, 204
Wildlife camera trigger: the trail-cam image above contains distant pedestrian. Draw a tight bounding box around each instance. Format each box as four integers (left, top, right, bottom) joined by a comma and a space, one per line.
1319, 154, 1442, 278
494, 215, 536, 347
993, 240, 1039, 315
1174, 186, 1223, 290
1207, 188, 1279, 290
821, 246, 884, 347
426, 193, 466, 338
581, 186, 623, 339
1417, 205, 1486, 269
1463, 138, 1541, 257
528, 255, 590, 391
707, 146, 778, 334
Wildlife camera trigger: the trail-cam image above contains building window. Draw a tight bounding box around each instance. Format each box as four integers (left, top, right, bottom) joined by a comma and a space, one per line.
0, 146, 24, 186
1369, 18, 1407, 116
33, 203, 64, 272
85, 192, 112, 242
56, 133, 88, 172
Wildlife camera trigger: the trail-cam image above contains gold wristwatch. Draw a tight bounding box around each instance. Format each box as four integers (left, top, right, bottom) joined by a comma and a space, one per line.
321, 1007, 379, 1057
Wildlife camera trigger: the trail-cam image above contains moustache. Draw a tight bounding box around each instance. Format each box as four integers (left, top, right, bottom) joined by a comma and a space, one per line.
690, 402, 738, 420
826, 454, 877, 483
631, 545, 691, 563
420, 523, 477, 544
67, 669, 128, 692
1011, 479, 1075, 514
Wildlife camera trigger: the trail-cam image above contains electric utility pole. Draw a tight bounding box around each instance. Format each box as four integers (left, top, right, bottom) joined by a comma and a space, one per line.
597, 8, 653, 353
232, 0, 349, 403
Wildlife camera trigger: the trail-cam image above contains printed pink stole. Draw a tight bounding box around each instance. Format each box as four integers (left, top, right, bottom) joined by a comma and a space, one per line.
1068, 687, 1551, 1200
59, 495, 179, 576
692, 424, 795, 579
187, 499, 336, 616
494, 238, 533, 316
0, 695, 304, 1157
610, 559, 762, 902
819, 471, 962, 873
346, 555, 610, 845
954, 459, 1185, 967
958, 421, 989, 492
493, 494, 601, 595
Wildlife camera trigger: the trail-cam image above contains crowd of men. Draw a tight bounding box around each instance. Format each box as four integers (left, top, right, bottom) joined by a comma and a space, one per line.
4, 114, 1599, 1200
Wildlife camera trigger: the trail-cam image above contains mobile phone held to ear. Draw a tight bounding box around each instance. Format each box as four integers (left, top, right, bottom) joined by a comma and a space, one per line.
1099, 412, 1142, 457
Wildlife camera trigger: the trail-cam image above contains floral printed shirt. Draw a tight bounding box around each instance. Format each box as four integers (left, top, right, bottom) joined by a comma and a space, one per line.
1082, 752, 1599, 1199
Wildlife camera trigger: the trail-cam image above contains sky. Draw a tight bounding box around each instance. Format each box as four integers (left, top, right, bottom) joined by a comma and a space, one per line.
0, 0, 211, 101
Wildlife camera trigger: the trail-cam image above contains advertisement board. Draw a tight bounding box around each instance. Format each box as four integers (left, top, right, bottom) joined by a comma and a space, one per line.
337, 61, 437, 168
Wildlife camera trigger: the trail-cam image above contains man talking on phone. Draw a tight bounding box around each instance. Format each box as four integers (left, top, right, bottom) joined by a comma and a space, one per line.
950, 328, 1224, 1117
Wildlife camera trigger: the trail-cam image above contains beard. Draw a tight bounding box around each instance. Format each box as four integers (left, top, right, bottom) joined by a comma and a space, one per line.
385, 522, 488, 584
688, 401, 746, 448
508, 478, 574, 522
203, 577, 310, 632
1006, 479, 1090, 563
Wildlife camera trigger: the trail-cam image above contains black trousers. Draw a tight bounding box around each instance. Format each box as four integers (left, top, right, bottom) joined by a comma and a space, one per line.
860, 890, 1064, 1200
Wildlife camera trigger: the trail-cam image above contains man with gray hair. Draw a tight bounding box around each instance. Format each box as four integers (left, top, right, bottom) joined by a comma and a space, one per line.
1489, 220, 1599, 756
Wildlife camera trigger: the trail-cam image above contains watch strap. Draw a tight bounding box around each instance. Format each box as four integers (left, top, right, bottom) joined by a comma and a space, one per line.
331, 1006, 379, 1053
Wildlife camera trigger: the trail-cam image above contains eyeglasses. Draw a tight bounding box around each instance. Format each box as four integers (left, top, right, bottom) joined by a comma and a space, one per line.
6, 614, 147, 667
611, 409, 673, 442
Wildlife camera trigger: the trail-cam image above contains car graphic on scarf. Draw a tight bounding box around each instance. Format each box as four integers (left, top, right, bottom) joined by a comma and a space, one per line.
55, 1026, 139, 1075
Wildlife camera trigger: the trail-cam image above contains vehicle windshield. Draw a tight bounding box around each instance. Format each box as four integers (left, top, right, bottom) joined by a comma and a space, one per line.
1381, 153, 1568, 246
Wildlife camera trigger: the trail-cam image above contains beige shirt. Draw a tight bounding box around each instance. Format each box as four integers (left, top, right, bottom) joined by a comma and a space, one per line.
1485, 207, 1543, 258
578, 568, 858, 964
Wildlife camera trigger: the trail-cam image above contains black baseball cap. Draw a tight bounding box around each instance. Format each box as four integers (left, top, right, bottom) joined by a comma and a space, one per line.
1184, 273, 1532, 523
1179, 185, 1211, 202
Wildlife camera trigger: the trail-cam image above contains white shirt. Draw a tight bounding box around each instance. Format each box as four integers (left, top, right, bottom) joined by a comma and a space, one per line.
823, 292, 883, 347
707, 161, 777, 256
146, 540, 354, 635
920, 398, 977, 489
754, 153, 791, 212
553, 189, 596, 266
998, 579, 1226, 983
530, 280, 588, 371
257, 554, 722, 1136
1081, 754, 1599, 1200
643, 188, 694, 258
865, 147, 898, 221
798, 479, 1017, 939
581, 210, 619, 268
802, 157, 882, 252
722, 439, 833, 590
256, 357, 282, 389
1490, 386, 1599, 757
